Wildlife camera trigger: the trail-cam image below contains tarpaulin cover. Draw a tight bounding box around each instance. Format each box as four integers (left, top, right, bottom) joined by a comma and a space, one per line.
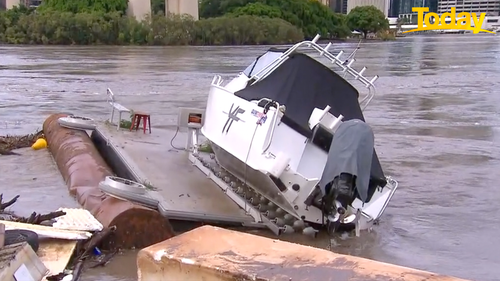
318, 119, 374, 202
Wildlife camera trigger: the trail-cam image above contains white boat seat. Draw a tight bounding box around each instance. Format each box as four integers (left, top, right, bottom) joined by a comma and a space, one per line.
106, 88, 130, 131
110, 102, 129, 112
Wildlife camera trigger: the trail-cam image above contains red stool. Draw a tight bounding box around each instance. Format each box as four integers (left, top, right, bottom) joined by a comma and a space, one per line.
130, 111, 151, 134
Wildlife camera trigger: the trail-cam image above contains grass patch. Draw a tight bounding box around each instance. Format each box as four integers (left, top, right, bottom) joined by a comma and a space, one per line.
198, 142, 213, 153
104, 110, 135, 129
143, 181, 158, 191
120, 119, 132, 129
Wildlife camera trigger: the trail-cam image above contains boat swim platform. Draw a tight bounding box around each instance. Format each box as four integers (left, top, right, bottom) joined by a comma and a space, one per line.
137, 225, 471, 281
91, 122, 255, 226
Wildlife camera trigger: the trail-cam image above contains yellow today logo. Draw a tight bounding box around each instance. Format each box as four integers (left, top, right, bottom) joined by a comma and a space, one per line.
403, 7, 495, 34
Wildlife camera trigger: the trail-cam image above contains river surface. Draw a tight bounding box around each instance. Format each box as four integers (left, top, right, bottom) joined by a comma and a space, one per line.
1, 34, 500, 281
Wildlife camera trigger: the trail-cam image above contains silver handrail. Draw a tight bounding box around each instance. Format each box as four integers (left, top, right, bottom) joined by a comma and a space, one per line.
372, 177, 399, 220
211, 75, 223, 86
106, 88, 115, 103
249, 34, 378, 110
254, 98, 280, 154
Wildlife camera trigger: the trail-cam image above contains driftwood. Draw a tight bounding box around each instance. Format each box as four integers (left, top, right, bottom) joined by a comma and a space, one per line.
0, 194, 66, 224
46, 227, 119, 281
88, 249, 119, 268
0, 150, 20, 156
46, 273, 66, 281
15, 211, 67, 224
63, 226, 119, 281
76, 226, 117, 260
71, 259, 84, 281
0, 194, 20, 211
0, 191, 120, 280
0, 130, 43, 155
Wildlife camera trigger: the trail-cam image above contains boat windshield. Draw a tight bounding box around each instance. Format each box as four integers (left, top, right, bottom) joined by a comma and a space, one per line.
243, 50, 283, 77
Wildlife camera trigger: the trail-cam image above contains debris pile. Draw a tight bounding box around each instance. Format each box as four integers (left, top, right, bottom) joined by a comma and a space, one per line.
49, 226, 119, 281
0, 194, 65, 224
0, 194, 119, 281
45, 225, 118, 281
0, 130, 44, 155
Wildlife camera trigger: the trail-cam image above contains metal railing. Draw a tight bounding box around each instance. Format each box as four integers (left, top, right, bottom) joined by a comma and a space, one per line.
249, 34, 378, 110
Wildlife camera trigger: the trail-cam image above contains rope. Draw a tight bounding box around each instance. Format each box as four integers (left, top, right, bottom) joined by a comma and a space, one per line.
242, 122, 260, 215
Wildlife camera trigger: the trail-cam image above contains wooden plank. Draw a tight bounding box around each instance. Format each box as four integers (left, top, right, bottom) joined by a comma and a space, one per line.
0, 220, 91, 240
38, 239, 77, 281
0, 243, 48, 281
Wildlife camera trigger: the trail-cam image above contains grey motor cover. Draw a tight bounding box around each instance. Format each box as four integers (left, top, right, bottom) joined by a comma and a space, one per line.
318, 119, 374, 203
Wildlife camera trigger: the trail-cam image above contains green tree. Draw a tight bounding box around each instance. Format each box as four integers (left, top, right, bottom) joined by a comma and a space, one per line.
0, 10, 304, 45
229, 2, 282, 18
346, 5, 389, 39
199, 0, 350, 39
38, 0, 128, 14
199, 0, 246, 18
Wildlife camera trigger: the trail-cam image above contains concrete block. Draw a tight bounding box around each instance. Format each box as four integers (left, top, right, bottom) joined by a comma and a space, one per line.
5, 0, 20, 9
137, 225, 470, 281
165, 0, 198, 20
127, 0, 151, 22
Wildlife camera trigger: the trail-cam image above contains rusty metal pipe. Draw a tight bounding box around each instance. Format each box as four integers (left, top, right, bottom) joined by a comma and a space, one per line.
43, 113, 174, 249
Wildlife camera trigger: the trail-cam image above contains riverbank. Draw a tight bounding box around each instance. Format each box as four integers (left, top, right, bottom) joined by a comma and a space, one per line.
0, 10, 304, 45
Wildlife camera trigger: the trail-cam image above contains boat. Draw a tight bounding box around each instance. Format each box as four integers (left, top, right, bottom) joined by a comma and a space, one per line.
186, 35, 399, 236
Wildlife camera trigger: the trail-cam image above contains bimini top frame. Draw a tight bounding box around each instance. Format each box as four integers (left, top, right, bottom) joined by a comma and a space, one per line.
248, 34, 378, 110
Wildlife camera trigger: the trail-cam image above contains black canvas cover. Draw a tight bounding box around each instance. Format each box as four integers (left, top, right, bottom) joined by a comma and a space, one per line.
318, 119, 375, 202
236, 52, 387, 188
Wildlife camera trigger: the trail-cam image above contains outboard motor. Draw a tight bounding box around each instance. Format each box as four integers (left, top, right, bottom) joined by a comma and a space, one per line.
322, 173, 356, 215
306, 119, 375, 234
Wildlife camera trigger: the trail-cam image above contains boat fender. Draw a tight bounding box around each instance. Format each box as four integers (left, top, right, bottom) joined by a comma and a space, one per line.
268, 152, 290, 178
31, 138, 48, 150
57, 115, 96, 131
102, 176, 147, 195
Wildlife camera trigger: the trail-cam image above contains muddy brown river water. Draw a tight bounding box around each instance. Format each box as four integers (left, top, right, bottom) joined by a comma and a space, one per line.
1, 34, 499, 281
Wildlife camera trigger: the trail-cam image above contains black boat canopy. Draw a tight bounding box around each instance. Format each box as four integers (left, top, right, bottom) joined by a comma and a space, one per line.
236, 51, 387, 189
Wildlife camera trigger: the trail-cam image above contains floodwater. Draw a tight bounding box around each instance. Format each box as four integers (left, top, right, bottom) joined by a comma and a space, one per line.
1, 34, 499, 281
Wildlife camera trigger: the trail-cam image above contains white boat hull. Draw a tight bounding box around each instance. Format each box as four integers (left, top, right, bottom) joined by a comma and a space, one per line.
185, 35, 399, 235
194, 81, 398, 231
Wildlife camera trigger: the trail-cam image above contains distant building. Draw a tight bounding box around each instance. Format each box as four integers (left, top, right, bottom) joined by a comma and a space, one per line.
127, 0, 199, 21
165, 0, 198, 19
2, 0, 19, 9
391, 0, 438, 23
438, 0, 500, 16
1, 0, 44, 9
23, 0, 42, 7
330, 0, 348, 13
347, 0, 391, 16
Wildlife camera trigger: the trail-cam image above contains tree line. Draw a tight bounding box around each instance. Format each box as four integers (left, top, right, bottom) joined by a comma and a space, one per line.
199, 0, 390, 39
0, 6, 303, 45
0, 0, 391, 45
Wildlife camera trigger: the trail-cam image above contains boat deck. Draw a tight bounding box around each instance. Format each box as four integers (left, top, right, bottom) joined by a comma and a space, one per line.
94, 123, 254, 225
